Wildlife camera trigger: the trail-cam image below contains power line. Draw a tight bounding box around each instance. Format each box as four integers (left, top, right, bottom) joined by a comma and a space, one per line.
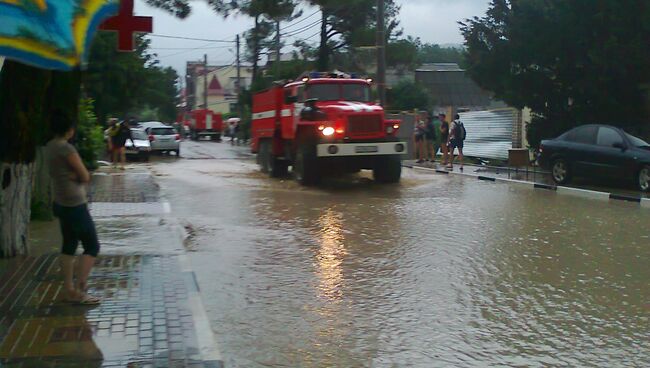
151, 46, 233, 50
156, 42, 228, 58
280, 9, 320, 31
148, 34, 234, 43
281, 19, 322, 38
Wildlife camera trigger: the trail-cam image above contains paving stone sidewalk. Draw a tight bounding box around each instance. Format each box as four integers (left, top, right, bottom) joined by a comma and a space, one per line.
0, 169, 220, 367
0, 254, 204, 367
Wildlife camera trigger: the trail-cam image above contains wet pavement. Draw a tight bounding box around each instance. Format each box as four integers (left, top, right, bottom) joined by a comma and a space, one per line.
0, 167, 219, 367
151, 141, 650, 367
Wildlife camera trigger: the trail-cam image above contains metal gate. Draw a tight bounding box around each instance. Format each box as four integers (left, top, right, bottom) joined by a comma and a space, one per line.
458, 108, 518, 160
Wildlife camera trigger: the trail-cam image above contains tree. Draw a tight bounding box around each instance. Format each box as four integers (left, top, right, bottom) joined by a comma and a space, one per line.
0, 62, 81, 257
417, 42, 466, 67
307, 0, 400, 71
460, 0, 650, 147
209, 0, 299, 82
386, 80, 430, 112
84, 33, 178, 125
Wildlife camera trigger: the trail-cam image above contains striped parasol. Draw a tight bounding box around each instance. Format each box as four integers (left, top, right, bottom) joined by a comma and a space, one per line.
0, 0, 119, 70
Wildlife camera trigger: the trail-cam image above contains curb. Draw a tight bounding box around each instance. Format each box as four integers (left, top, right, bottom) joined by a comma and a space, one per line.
407, 164, 648, 208
178, 253, 224, 368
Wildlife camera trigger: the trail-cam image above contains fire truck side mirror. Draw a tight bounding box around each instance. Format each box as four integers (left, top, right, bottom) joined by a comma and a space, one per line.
285, 95, 298, 104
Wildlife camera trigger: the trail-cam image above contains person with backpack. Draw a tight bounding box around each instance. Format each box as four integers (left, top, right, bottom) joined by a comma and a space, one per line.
448, 113, 466, 170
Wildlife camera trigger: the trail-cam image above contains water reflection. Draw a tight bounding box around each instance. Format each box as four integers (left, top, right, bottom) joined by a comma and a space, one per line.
315, 208, 347, 301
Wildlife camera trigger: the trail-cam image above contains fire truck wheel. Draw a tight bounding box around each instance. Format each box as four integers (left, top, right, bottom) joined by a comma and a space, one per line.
270, 159, 289, 178
294, 143, 320, 186
373, 155, 402, 183
259, 140, 270, 173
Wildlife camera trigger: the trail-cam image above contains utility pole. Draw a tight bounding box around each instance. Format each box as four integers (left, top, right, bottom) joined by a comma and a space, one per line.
376, 0, 386, 106
236, 34, 242, 118
203, 53, 208, 110
275, 20, 281, 79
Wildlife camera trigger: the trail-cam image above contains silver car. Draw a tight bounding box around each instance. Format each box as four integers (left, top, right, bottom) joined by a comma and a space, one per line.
125, 128, 152, 161
146, 125, 181, 155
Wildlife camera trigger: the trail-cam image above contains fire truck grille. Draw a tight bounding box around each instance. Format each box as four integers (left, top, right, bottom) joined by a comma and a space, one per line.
347, 115, 382, 136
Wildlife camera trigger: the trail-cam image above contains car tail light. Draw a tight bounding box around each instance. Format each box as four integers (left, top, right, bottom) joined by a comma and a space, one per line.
175, 134, 181, 140
148, 134, 155, 142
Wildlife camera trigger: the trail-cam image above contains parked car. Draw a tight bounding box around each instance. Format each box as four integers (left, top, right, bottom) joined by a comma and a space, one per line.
145, 125, 181, 155
538, 124, 650, 191
125, 128, 151, 161
138, 121, 167, 131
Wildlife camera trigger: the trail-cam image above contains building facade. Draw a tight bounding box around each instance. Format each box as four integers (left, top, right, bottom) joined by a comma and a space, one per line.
186, 61, 253, 115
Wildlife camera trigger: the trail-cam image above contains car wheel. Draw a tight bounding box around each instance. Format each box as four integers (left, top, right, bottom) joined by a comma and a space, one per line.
638, 165, 650, 192
551, 159, 571, 185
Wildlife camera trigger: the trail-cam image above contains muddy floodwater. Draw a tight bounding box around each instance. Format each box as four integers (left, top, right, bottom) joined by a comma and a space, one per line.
155, 142, 650, 367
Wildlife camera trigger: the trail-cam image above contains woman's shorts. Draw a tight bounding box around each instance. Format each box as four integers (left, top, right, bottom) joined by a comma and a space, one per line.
53, 203, 100, 257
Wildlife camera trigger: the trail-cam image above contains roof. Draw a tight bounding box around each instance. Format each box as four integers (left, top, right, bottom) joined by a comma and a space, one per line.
415, 69, 497, 107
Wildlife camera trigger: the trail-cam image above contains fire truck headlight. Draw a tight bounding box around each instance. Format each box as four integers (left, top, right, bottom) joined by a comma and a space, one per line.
322, 127, 335, 136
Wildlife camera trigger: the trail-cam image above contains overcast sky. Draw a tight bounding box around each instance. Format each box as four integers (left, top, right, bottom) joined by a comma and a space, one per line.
133, 0, 490, 76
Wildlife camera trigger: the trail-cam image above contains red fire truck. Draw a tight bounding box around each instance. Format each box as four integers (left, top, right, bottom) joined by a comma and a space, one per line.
184, 109, 223, 141
251, 72, 406, 185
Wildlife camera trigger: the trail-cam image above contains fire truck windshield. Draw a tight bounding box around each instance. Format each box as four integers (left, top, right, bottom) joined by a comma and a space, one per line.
307, 83, 371, 102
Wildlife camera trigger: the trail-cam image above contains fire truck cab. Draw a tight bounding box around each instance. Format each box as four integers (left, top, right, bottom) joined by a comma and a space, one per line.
252, 71, 406, 185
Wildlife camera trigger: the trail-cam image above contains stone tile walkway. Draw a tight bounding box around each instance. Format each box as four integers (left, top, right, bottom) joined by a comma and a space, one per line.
1, 169, 221, 367
0, 254, 205, 367
89, 171, 159, 203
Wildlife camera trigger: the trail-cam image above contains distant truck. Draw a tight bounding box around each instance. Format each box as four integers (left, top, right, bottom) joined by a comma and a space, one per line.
251, 71, 406, 185
181, 109, 223, 141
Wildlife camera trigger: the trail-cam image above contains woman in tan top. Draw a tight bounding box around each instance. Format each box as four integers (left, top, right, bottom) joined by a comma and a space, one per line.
46, 111, 101, 304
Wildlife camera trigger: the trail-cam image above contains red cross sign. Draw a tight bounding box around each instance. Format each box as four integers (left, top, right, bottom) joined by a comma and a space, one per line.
99, 0, 153, 52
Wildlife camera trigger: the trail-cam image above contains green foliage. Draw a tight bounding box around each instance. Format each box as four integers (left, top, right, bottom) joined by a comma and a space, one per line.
75, 99, 104, 170
417, 43, 466, 67
307, 0, 400, 70
460, 0, 650, 147
386, 80, 431, 112
84, 33, 179, 125
386, 38, 419, 68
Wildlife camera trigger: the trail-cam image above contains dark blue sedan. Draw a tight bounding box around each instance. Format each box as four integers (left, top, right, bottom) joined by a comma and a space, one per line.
538, 124, 650, 191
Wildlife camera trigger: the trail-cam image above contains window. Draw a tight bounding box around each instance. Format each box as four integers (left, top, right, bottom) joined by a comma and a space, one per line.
150, 127, 175, 136
571, 126, 597, 144
596, 127, 623, 147
307, 84, 339, 101
626, 133, 649, 148
131, 130, 148, 140
342, 84, 371, 102
297, 85, 305, 102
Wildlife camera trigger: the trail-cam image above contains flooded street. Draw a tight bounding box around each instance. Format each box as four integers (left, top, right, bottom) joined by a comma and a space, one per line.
152, 141, 649, 367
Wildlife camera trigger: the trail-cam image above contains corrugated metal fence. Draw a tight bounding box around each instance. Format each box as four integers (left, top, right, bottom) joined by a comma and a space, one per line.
459, 108, 518, 160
